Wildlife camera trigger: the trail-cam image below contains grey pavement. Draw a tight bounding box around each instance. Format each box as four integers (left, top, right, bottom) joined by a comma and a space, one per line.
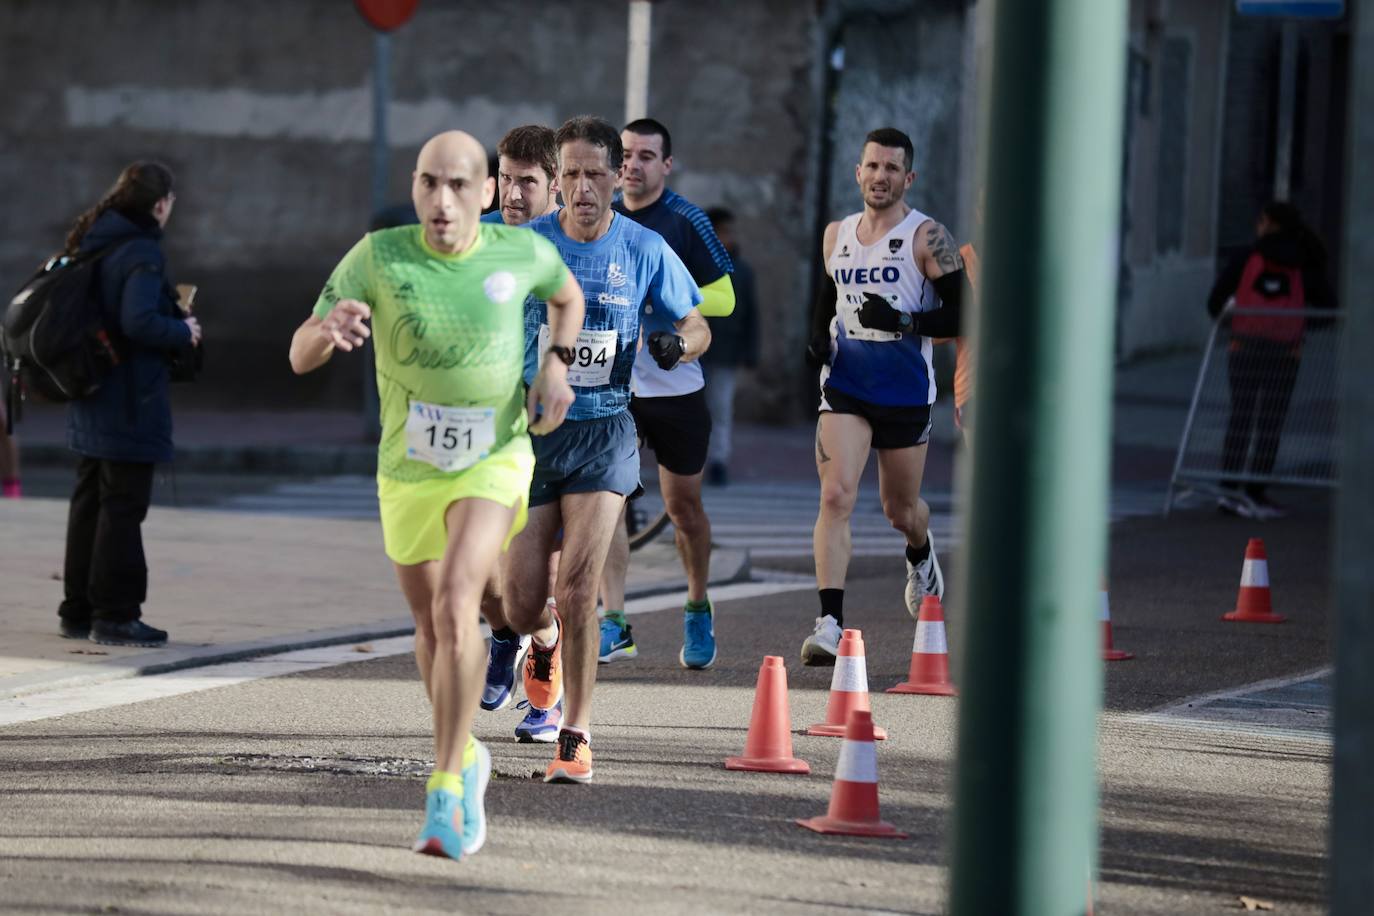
0, 503, 1333, 914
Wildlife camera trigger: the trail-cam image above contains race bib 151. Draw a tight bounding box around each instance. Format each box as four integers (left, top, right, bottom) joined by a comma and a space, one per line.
404, 399, 497, 472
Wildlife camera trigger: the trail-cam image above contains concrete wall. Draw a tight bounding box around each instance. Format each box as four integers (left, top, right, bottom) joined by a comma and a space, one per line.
1117, 0, 1231, 359
826, 1, 970, 233
1216, 9, 1349, 270
0, 0, 820, 418
1117, 0, 1349, 360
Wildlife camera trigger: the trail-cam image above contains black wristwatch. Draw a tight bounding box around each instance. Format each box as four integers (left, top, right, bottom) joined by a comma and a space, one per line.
547, 344, 575, 366
897, 312, 914, 332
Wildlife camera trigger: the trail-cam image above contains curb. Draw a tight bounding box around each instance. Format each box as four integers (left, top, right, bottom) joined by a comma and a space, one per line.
1, 548, 753, 702
21, 443, 379, 476
0, 618, 416, 702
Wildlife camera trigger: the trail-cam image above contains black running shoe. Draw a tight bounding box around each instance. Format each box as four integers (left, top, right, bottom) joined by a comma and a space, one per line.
59, 621, 91, 640
90, 619, 168, 647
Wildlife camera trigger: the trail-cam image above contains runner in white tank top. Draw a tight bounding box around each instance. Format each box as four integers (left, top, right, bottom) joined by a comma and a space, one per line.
801, 128, 973, 666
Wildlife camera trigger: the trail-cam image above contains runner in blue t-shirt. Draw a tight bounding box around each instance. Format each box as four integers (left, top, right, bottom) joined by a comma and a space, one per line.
469, 125, 571, 735
479, 125, 561, 228
501, 116, 707, 785
599, 117, 735, 673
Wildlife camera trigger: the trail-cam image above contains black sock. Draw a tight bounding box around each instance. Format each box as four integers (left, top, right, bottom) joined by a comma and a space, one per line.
906, 540, 930, 565
491, 626, 518, 642
819, 588, 844, 626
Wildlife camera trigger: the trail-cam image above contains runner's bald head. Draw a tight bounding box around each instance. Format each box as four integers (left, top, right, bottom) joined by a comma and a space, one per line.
416, 130, 488, 179
411, 130, 495, 254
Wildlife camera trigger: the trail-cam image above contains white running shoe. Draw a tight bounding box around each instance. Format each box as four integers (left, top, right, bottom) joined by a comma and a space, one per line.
1217, 492, 1260, 519
801, 614, 843, 666
904, 531, 945, 618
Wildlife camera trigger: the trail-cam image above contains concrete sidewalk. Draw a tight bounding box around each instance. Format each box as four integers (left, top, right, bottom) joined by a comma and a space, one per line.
0, 497, 749, 700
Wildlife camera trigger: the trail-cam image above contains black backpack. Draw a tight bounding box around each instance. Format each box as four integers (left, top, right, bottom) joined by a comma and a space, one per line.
1, 243, 128, 428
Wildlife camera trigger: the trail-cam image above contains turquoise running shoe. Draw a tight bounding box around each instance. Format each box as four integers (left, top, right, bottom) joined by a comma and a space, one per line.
460, 739, 491, 856
680, 600, 717, 670
598, 615, 637, 663
413, 787, 463, 860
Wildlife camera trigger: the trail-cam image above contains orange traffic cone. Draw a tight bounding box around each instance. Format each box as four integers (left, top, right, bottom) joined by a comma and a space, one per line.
796, 709, 907, 838
807, 629, 887, 739
1100, 585, 1134, 661
725, 656, 810, 774
888, 595, 958, 695
1223, 538, 1285, 623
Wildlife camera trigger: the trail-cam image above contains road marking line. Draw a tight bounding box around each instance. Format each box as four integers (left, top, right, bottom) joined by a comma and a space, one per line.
1139, 664, 1332, 718
0, 581, 813, 727
1128, 665, 1333, 743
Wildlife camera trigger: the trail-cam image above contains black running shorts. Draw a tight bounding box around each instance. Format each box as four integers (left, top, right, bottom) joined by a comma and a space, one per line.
819, 384, 932, 450
629, 389, 712, 477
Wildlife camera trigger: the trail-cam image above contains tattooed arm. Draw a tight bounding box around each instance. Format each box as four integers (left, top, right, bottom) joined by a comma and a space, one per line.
904, 219, 968, 338
916, 220, 965, 280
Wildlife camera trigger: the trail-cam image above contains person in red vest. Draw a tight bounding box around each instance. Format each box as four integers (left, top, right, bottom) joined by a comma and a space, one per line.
1206, 201, 1335, 519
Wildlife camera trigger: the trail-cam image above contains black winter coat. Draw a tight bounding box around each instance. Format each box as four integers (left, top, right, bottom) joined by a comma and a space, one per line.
67, 209, 191, 464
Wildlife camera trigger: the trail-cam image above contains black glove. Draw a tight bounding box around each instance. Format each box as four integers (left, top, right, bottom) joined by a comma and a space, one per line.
855, 291, 910, 333
647, 331, 685, 370
805, 333, 830, 370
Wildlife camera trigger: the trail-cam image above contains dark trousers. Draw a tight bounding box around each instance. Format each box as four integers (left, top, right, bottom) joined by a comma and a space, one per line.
1222, 341, 1300, 498
59, 457, 155, 624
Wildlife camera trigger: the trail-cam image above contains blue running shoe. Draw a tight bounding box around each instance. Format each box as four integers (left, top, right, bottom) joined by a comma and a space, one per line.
460, 739, 491, 856
413, 787, 463, 860
598, 616, 638, 663
680, 600, 717, 670
514, 698, 562, 743
481, 632, 530, 711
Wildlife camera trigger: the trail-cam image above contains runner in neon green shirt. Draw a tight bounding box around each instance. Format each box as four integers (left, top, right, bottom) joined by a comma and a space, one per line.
289, 130, 584, 862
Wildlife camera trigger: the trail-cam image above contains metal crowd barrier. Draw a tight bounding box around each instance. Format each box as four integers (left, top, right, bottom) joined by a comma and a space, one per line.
1164, 305, 1343, 516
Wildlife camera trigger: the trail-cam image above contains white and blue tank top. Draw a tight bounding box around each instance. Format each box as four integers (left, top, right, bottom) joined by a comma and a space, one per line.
822, 207, 938, 407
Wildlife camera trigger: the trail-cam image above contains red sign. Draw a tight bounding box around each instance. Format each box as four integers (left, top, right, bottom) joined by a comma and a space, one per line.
354, 0, 419, 32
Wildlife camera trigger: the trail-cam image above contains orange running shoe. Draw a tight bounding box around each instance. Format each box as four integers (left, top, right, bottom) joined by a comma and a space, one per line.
522, 600, 563, 712
544, 729, 593, 784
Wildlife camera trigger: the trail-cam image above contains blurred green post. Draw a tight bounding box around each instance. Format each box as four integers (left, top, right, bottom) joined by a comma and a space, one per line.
1329, 1, 1374, 911
948, 1, 1126, 913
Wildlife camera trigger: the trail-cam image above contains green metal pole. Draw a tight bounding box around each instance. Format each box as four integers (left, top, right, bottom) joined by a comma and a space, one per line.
1329, 1, 1374, 911
948, 1, 1126, 913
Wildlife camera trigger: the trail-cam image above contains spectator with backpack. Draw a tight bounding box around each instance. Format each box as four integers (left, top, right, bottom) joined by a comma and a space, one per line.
1206, 201, 1335, 519
54, 161, 201, 646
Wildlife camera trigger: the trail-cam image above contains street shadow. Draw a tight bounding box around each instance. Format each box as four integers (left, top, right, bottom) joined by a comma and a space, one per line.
1098, 783, 1326, 904
1, 754, 949, 870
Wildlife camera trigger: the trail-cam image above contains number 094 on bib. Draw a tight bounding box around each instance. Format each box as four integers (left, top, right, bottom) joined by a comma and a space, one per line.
538, 324, 617, 387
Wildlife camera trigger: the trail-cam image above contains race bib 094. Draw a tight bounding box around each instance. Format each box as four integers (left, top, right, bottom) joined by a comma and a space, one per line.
538, 324, 618, 387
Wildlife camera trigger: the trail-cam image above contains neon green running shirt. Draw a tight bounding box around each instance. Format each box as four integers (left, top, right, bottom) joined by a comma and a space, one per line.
312, 224, 570, 482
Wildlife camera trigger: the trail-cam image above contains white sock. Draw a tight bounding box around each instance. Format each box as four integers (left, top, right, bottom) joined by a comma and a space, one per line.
533, 615, 559, 650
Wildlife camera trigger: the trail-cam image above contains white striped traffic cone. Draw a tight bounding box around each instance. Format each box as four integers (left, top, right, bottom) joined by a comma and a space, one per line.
796, 709, 907, 838
1222, 538, 1285, 623
888, 595, 957, 695
807, 629, 887, 740
1100, 586, 1134, 661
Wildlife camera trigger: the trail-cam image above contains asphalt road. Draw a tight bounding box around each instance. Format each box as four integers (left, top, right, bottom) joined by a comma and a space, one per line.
0, 500, 1333, 915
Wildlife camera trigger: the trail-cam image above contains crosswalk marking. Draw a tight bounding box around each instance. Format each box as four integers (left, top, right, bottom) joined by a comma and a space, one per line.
207, 476, 1162, 560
